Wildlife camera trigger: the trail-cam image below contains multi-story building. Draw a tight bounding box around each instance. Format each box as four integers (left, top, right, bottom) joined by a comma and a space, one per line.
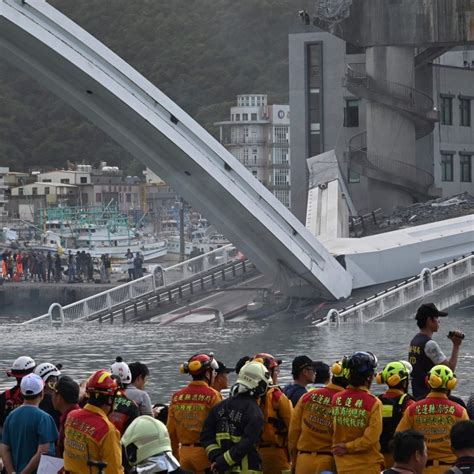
215, 94, 291, 208
289, 30, 474, 220
0, 167, 9, 218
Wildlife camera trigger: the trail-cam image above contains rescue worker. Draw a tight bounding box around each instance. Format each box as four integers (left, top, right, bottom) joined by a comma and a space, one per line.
63, 369, 124, 474
283, 355, 316, 406
376, 360, 415, 468
0, 355, 36, 430
109, 357, 139, 435
252, 352, 293, 474
35, 361, 62, 427
331, 351, 384, 474
408, 303, 464, 399
288, 357, 349, 474
122, 416, 184, 473
167, 353, 222, 474
396, 365, 469, 474
201, 361, 271, 474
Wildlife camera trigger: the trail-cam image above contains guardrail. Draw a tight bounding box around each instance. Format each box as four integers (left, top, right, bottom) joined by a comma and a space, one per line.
316, 253, 474, 326
346, 64, 434, 116
22, 244, 240, 325
348, 131, 434, 191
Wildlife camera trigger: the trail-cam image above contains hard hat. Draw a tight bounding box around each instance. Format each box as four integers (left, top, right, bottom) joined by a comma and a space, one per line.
376, 361, 410, 387
110, 357, 132, 385
427, 365, 457, 390
252, 353, 282, 370
347, 351, 378, 374
236, 361, 271, 397
7, 356, 36, 378
331, 356, 350, 379
122, 416, 171, 466
86, 369, 119, 396
34, 363, 62, 382
180, 353, 219, 376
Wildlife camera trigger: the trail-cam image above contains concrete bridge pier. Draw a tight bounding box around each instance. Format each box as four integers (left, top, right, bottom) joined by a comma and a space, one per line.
365, 45, 417, 210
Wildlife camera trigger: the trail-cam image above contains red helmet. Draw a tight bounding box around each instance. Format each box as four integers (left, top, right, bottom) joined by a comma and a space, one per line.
253, 353, 282, 370
180, 353, 219, 376
86, 369, 119, 396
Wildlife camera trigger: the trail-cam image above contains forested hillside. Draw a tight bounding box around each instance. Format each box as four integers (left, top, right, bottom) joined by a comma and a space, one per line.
0, 0, 313, 173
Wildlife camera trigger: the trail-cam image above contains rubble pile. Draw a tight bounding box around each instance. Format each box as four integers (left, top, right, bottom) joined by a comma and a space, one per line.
358, 193, 474, 236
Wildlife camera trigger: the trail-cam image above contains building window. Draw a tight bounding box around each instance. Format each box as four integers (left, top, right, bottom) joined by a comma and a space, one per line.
460, 154, 472, 182
126, 193, 132, 203
274, 169, 289, 186
60, 178, 70, 184
251, 113, 257, 121
346, 43, 365, 55
274, 126, 288, 144
18, 188, 23, 196
96, 193, 102, 203
235, 114, 240, 121
348, 170, 360, 183
42, 179, 52, 183
441, 153, 454, 181
80, 177, 88, 184
243, 148, 249, 164
440, 96, 453, 125
274, 147, 289, 165
242, 113, 248, 121
307, 43, 322, 156
243, 127, 249, 142
344, 100, 359, 127
460, 98, 471, 127
32, 187, 38, 195
44, 187, 50, 195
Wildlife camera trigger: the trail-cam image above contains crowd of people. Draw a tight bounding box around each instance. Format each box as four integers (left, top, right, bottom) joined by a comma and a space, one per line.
0, 302, 473, 474
0, 249, 121, 284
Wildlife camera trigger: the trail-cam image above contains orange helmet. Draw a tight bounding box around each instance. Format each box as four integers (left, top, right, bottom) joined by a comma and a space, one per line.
86, 369, 119, 396
180, 353, 219, 376
253, 353, 282, 370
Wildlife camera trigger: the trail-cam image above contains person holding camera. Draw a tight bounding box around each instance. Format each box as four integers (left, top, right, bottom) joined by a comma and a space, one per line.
408, 303, 464, 399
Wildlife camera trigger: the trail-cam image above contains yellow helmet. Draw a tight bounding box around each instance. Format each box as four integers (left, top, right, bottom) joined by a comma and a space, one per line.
427, 365, 457, 390
376, 361, 411, 387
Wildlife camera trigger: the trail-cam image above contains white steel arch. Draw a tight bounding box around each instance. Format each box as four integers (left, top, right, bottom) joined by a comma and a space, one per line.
0, 0, 351, 299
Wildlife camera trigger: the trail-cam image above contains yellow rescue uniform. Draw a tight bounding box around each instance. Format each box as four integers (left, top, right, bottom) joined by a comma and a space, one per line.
167, 380, 222, 474
396, 392, 469, 474
332, 386, 384, 474
288, 382, 343, 474
63, 403, 123, 474
258, 387, 293, 474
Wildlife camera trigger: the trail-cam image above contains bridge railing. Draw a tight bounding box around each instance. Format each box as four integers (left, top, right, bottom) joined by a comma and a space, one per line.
318, 254, 474, 326
22, 244, 238, 325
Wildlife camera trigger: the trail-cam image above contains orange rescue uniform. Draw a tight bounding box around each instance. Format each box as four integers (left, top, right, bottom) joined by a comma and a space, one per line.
167, 380, 222, 474
258, 387, 293, 474
63, 403, 123, 474
332, 386, 384, 474
396, 392, 469, 474
288, 382, 343, 474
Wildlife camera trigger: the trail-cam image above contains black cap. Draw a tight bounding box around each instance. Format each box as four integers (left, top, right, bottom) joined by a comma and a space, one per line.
54, 375, 79, 404
313, 361, 330, 384
291, 355, 314, 377
415, 303, 448, 321
216, 361, 234, 375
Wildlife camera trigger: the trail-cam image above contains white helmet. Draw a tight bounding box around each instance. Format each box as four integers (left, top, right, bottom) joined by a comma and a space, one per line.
34, 363, 62, 382
234, 361, 271, 397
7, 356, 36, 378
110, 357, 132, 385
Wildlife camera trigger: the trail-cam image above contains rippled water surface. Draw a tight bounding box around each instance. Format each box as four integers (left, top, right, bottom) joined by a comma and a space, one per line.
1, 307, 473, 402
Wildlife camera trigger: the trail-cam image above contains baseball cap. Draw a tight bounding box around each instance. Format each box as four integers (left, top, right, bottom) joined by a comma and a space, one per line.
415, 303, 448, 321
291, 355, 314, 377
53, 375, 80, 404
216, 361, 234, 375
20, 373, 44, 396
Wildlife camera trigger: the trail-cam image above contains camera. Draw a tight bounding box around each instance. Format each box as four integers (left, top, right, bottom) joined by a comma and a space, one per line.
447, 331, 465, 340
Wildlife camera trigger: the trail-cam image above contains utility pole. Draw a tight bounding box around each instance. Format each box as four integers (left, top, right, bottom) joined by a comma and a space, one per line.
179, 198, 185, 262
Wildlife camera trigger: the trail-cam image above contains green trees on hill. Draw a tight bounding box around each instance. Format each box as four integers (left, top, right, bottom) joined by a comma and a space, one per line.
0, 0, 313, 172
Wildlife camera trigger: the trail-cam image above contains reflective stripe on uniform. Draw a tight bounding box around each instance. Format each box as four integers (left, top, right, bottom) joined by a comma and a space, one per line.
216, 432, 242, 443
205, 443, 221, 455
224, 450, 235, 466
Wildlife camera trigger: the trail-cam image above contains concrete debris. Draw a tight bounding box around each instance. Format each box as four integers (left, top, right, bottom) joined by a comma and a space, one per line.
350, 193, 474, 236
